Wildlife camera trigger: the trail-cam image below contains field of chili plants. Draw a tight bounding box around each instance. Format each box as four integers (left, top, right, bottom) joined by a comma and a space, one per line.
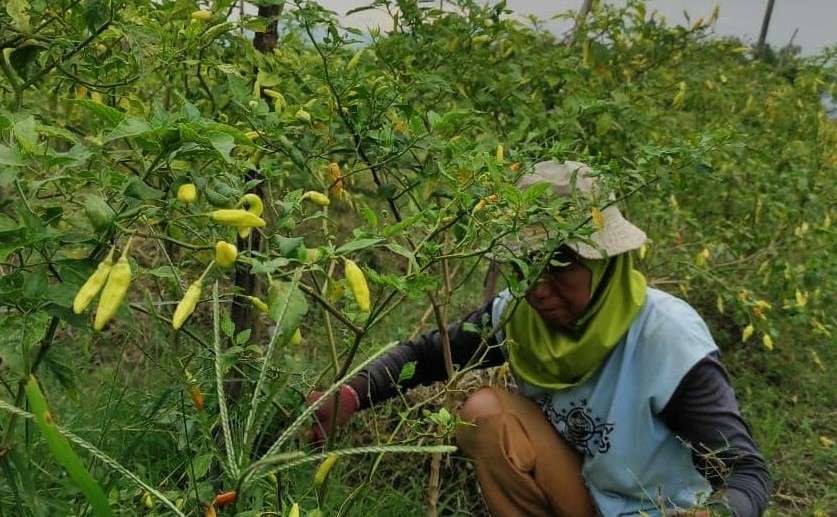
0, 0, 834, 515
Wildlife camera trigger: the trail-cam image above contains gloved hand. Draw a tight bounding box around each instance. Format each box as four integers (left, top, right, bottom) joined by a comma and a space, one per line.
306, 384, 360, 443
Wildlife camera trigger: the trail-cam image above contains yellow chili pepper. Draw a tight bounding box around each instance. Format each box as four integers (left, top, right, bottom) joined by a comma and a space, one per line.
215, 241, 238, 268
472, 194, 499, 213
288, 503, 300, 517
262, 90, 286, 112
209, 209, 266, 228
172, 262, 213, 330
247, 296, 269, 313
172, 280, 202, 330
301, 191, 330, 207
495, 143, 504, 162
177, 183, 197, 203
263, 88, 284, 100
762, 333, 774, 351
73, 247, 115, 314
327, 162, 343, 196
289, 328, 302, 346
244, 130, 261, 141
344, 258, 370, 312
313, 454, 338, 486
191, 10, 212, 22
295, 109, 311, 123
304, 247, 321, 263
741, 324, 754, 343
236, 193, 264, 237
94, 241, 133, 331
239, 193, 264, 216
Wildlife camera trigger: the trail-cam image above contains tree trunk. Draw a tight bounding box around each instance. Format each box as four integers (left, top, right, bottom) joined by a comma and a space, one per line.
565, 0, 594, 46
228, 3, 284, 400
253, 4, 282, 53
756, 0, 777, 58
577, 0, 594, 21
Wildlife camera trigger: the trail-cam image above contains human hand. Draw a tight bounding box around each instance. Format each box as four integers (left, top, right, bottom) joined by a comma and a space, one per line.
305, 384, 360, 443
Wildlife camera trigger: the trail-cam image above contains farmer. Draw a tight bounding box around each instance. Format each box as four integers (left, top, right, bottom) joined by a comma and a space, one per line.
309, 161, 771, 516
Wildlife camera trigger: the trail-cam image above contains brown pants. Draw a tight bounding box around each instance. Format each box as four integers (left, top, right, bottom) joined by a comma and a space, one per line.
456, 387, 596, 517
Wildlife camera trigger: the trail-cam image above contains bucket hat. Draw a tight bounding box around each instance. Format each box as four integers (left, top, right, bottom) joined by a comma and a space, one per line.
510, 160, 647, 259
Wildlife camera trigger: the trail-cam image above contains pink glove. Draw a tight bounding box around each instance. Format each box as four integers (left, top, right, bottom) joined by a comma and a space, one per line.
306, 384, 360, 443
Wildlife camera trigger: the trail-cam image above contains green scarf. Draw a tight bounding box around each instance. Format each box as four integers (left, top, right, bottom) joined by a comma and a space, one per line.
504, 253, 647, 390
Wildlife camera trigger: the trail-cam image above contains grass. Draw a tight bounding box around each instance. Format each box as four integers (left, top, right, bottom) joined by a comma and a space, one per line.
11, 267, 831, 515
6, 246, 832, 516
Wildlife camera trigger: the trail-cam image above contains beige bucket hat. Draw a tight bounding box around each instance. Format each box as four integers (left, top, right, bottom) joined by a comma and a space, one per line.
511, 160, 647, 259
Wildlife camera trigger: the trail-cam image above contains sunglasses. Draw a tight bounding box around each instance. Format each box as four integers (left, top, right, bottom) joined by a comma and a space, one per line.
527, 247, 581, 275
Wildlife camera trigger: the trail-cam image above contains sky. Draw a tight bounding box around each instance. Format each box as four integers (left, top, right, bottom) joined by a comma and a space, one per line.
315, 0, 836, 54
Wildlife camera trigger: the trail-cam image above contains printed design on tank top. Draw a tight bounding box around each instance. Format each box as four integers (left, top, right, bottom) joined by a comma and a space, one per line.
538, 397, 614, 457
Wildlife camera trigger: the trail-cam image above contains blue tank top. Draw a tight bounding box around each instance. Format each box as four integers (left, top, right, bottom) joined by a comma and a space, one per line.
492, 287, 716, 516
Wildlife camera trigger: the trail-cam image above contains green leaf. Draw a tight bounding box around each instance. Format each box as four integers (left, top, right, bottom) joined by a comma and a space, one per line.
384, 243, 418, 270
43, 354, 79, 401
145, 266, 178, 279
221, 315, 235, 338
48, 144, 92, 168
84, 195, 115, 231
461, 322, 480, 334
267, 280, 308, 338
398, 361, 416, 382
104, 116, 151, 142
235, 328, 252, 345
250, 257, 290, 275
220, 346, 244, 374
430, 109, 474, 138
22, 265, 47, 300
0, 213, 21, 234
25, 376, 113, 517
382, 212, 422, 238
191, 453, 213, 480
13, 114, 38, 154
0, 312, 49, 376
72, 100, 125, 127
207, 132, 235, 162
275, 236, 304, 258
336, 238, 383, 254
5, 0, 30, 32
0, 144, 24, 167
359, 206, 378, 227
124, 178, 164, 200
256, 69, 281, 88
36, 123, 79, 143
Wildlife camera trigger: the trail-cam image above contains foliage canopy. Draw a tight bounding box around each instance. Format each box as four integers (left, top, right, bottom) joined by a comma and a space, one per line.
0, 0, 835, 514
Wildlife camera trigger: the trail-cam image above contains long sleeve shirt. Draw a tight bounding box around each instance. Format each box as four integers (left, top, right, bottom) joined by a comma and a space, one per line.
347, 300, 772, 517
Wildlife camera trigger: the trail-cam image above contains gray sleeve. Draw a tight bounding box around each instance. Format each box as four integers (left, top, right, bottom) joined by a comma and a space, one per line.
661, 353, 772, 517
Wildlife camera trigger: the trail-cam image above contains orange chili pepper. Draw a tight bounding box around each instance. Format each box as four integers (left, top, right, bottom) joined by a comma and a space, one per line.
213, 490, 237, 507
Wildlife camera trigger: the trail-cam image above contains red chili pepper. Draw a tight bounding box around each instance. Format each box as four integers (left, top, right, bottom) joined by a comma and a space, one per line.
189, 385, 205, 412
213, 490, 237, 507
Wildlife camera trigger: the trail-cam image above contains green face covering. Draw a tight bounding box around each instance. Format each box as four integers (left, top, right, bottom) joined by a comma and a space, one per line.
504, 253, 647, 390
